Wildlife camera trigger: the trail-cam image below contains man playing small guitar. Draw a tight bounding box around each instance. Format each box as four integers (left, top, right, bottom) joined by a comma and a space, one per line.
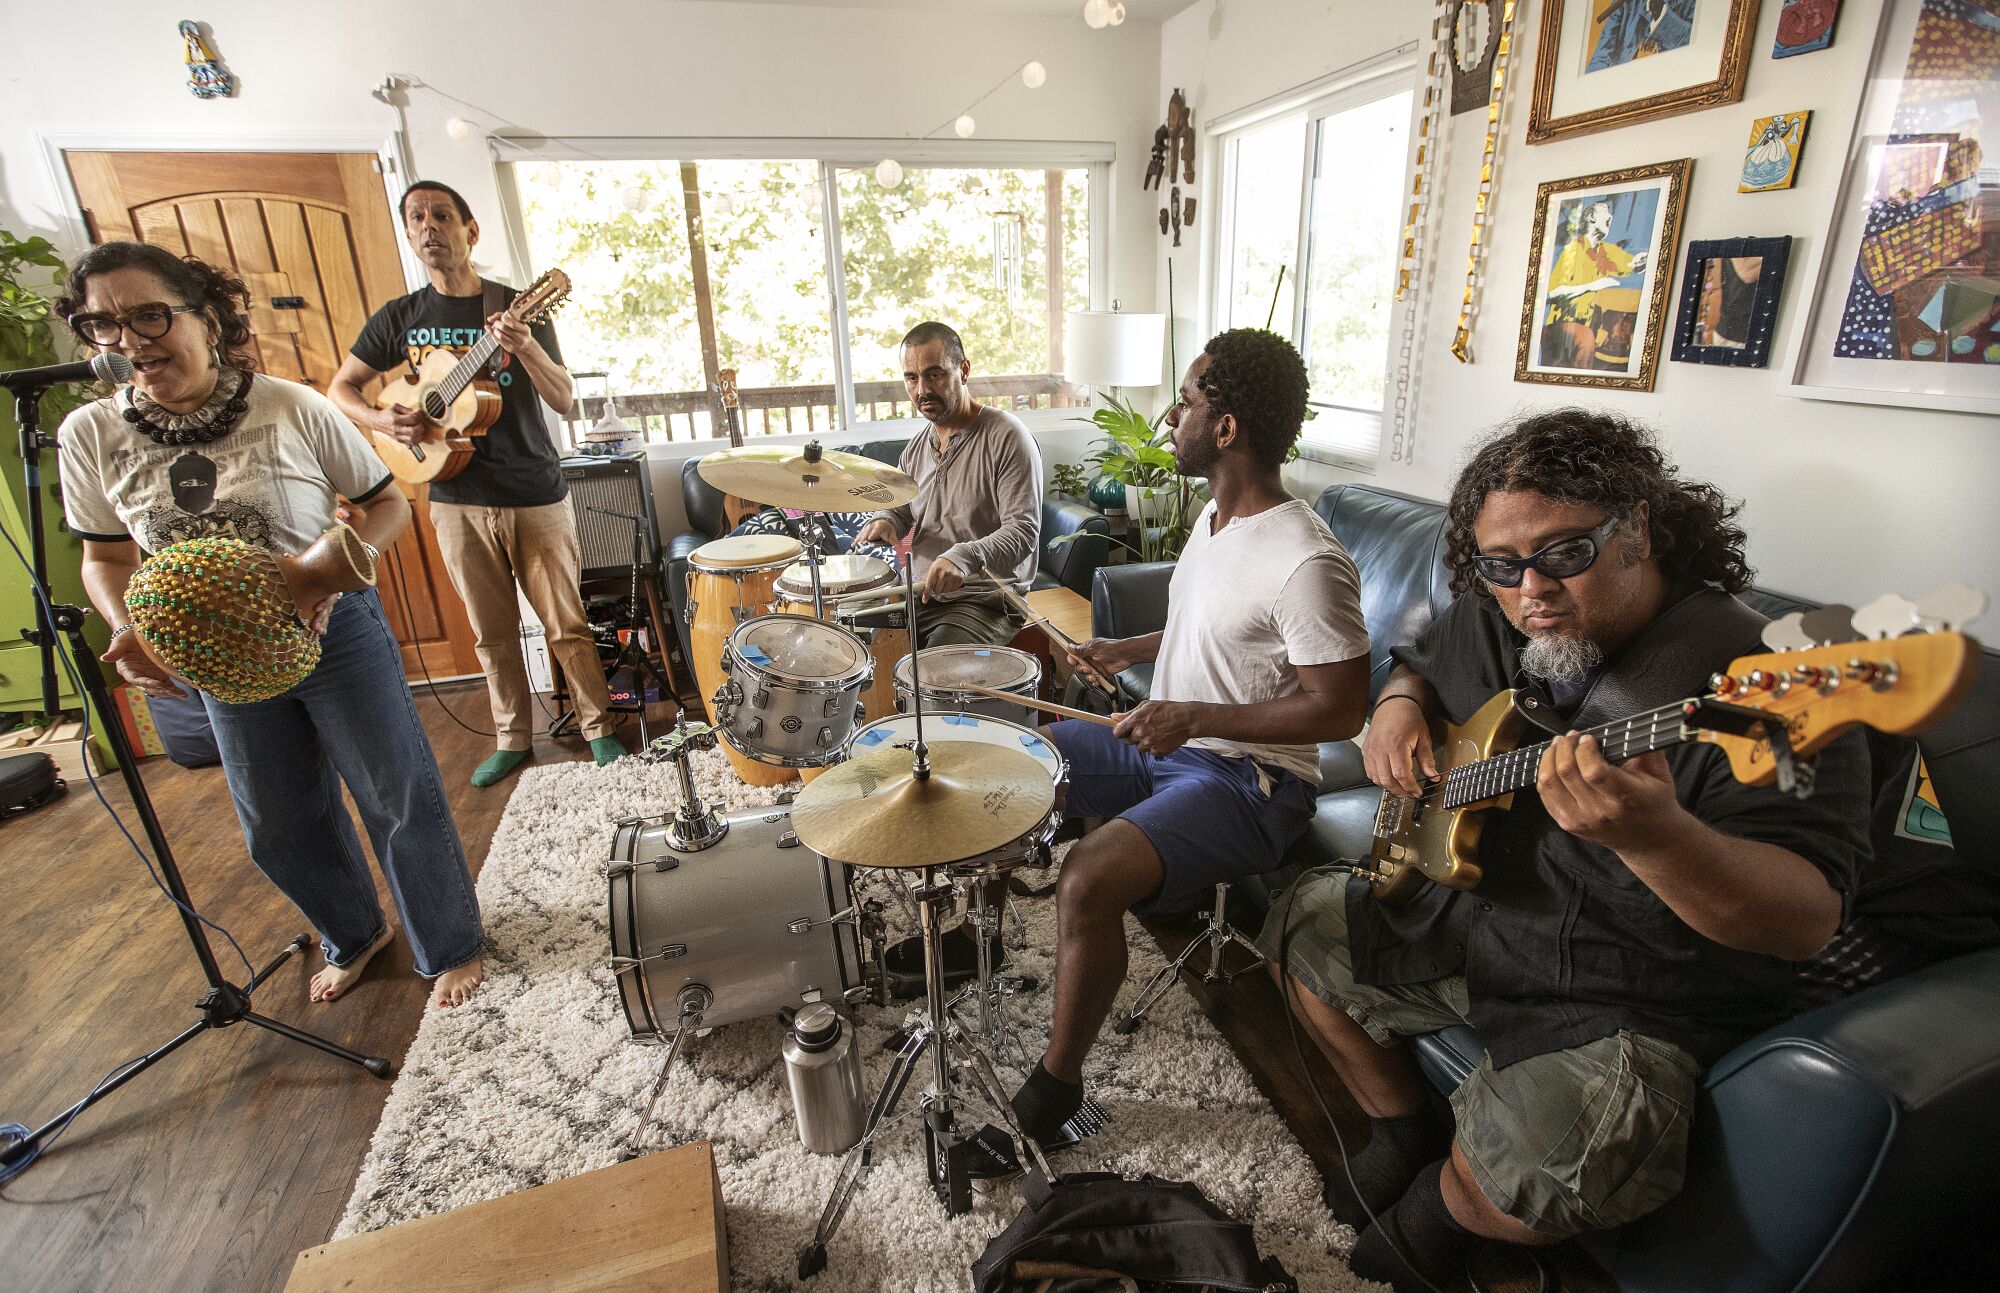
1259, 411, 1871, 1289
330, 180, 623, 786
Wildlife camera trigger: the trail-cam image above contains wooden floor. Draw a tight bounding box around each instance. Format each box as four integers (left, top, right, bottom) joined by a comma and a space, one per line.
7, 684, 1984, 1292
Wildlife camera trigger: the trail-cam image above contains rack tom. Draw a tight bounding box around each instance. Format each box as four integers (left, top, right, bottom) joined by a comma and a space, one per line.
686, 534, 802, 786
715, 614, 874, 767
894, 645, 1042, 726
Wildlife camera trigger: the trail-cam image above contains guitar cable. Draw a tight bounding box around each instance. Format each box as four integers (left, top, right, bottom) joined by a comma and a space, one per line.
383, 541, 494, 739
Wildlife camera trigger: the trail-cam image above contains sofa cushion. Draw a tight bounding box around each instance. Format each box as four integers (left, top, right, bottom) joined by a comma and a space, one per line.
1313, 484, 1453, 698
1039, 497, 1111, 597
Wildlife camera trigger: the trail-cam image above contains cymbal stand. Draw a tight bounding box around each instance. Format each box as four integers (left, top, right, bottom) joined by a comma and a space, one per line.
797, 564, 1050, 1281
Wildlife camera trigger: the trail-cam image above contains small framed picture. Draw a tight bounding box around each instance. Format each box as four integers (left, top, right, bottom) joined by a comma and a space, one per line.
1773, 0, 1842, 58
1515, 158, 1694, 391
1671, 236, 1794, 367
1741, 110, 1811, 192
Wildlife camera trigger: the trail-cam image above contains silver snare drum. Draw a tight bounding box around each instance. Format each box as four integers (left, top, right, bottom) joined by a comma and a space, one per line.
845, 713, 1065, 873
607, 806, 861, 1039
714, 613, 874, 766
893, 645, 1041, 726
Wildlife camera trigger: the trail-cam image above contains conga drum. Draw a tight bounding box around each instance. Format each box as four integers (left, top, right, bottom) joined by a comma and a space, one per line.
686, 534, 802, 787
774, 555, 908, 726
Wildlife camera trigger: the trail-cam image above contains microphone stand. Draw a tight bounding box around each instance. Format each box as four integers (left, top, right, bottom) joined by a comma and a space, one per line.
1, 383, 391, 1184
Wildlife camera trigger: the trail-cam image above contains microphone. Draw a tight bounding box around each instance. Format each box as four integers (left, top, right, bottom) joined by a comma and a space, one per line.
0, 352, 133, 393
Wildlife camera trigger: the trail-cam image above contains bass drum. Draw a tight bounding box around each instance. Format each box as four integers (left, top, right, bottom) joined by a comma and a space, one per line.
607, 805, 861, 1039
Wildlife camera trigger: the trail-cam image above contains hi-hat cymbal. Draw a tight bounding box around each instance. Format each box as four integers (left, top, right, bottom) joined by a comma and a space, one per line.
698, 443, 918, 511
790, 742, 1054, 870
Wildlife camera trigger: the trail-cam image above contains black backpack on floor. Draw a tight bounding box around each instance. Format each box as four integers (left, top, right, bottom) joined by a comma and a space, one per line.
0, 752, 64, 819
971, 1172, 1298, 1293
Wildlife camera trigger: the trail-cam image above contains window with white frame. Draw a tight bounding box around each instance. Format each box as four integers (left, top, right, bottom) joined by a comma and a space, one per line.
506, 149, 1099, 443
1213, 69, 1414, 469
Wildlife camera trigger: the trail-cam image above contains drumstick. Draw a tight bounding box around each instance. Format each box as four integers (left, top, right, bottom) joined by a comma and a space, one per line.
984, 573, 1121, 698
951, 681, 1118, 728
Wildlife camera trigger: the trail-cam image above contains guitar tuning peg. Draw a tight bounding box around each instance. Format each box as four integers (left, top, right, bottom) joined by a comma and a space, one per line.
1851, 593, 1921, 640
1798, 604, 1861, 648
1915, 582, 1989, 632
1760, 612, 1815, 653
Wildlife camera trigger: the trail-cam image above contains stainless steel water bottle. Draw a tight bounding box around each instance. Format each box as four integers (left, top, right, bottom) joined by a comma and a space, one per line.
780, 1004, 867, 1154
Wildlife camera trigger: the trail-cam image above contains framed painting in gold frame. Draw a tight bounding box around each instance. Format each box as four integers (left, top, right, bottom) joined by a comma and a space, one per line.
1515, 158, 1693, 391
1526, 0, 1762, 144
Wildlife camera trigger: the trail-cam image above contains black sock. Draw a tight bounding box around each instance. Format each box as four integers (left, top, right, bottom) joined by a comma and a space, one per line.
1010, 1060, 1083, 1146
1348, 1160, 1474, 1292
1322, 1098, 1453, 1228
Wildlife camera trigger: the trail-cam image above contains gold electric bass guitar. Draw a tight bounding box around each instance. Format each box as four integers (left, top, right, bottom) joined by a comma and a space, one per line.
370, 268, 572, 485
1363, 591, 1985, 906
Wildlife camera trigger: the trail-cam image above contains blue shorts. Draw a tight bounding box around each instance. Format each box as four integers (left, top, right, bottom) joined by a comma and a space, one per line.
1045, 719, 1318, 915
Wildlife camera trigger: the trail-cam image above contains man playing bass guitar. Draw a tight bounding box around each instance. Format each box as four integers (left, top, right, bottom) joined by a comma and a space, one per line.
330, 181, 623, 786
1259, 410, 1870, 1289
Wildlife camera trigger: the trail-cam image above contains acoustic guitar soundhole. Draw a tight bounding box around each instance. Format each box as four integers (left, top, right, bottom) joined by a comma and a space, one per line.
422, 392, 449, 421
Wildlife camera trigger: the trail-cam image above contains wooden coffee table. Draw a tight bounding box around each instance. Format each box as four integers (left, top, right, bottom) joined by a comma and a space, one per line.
285, 1141, 727, 1293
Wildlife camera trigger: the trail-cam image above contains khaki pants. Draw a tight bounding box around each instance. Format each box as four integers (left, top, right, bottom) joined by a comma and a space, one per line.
431, 500, 615, 749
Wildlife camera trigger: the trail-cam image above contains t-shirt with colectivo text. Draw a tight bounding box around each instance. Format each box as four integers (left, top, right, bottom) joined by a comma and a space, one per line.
349, 283, 566, 508
57, 375, 393, 558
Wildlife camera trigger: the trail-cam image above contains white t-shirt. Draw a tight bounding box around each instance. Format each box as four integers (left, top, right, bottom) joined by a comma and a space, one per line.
1150, 497, 1369, 783
57, 376, 392, 557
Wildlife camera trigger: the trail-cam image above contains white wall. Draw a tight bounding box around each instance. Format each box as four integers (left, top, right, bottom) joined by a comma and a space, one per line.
1161, 0, 2000, 611
2, 1, 1161, 534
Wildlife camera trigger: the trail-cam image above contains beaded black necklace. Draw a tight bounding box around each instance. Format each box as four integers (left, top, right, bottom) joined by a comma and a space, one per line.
123, 367, 251, 446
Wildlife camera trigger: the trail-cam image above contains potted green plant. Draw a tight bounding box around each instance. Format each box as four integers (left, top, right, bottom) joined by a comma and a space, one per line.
1069, 394, 1207, 565
1049, 461, 1089, 500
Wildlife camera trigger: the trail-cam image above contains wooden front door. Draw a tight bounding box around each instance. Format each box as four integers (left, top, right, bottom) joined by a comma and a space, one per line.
63, 149, 482, 680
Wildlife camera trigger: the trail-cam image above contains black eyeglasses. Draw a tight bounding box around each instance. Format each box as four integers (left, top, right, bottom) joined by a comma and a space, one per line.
68, 303, 200, 347
1471, 514, 1622, 588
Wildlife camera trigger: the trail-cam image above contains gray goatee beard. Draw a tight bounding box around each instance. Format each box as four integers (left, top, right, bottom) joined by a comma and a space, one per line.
1519, 631, 1605, 684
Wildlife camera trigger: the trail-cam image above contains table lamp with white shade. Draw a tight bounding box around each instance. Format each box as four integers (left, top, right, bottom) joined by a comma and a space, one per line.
1064, 307, 1166, 396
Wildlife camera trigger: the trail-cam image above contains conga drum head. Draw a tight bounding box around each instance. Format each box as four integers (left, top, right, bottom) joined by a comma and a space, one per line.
690, 533, 802, 571
895, 645, 1040, 694
734, 615, 871, 685
776, 554, 894, 601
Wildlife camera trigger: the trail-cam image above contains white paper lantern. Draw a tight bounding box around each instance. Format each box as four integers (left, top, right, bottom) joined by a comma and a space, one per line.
874, 158, 904, 189
1109, 1, 1127, 25
1083, 0, 1111, 31
621, 185, 649, 213
444, 116, 476, 141
955, 113, 977, 139
1022, 61, 1047, 90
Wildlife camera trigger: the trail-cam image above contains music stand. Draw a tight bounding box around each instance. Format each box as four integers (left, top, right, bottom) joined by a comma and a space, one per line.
1, 379, 389, 1183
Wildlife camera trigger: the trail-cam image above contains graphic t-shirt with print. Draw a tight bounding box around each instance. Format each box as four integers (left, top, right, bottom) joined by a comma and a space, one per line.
57, 375, 393, 557
349, 282, 567, 508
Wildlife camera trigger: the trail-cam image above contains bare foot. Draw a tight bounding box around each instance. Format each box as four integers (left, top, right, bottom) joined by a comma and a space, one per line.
310, 927, 394, 1002
431, 956, 484, 1008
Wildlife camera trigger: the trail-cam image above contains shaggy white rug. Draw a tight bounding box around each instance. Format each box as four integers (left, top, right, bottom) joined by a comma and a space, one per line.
335, 752, 1380, 1291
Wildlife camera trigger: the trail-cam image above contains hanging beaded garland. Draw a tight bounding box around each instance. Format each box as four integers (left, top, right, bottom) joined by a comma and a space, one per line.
122, 367, 251, 446
124, 534, 321, 704
1451, 0, 1521, 363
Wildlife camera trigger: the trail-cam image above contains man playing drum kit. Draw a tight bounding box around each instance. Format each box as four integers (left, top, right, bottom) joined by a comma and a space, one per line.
855, 321, 1044, 649
1010, 329, 1373, 1149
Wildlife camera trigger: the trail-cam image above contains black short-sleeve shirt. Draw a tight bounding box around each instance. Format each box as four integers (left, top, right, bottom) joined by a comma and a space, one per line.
350, 283, 566, 508
1349, 582, 1871, 1068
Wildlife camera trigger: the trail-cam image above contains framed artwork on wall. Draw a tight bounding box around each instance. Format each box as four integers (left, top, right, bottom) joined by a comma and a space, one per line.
1671, 236, 1793, 366
1784, 0, 2000, 415
1526, 0, 1763, 144
1450, 0, 1503, 114
1516, 158, 1693, 391
1773, 0, 1844, 57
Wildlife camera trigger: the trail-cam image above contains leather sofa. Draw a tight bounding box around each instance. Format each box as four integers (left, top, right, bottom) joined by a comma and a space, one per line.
1090, 482, 2000, 1293
666, 438, 1109, 680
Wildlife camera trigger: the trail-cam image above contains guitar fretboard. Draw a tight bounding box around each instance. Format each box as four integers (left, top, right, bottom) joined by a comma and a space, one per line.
428, 332, 504, 415
1438, 699, 1695, 811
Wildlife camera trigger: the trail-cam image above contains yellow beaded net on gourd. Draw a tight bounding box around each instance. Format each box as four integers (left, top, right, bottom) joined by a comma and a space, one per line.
125, 536, 317, 705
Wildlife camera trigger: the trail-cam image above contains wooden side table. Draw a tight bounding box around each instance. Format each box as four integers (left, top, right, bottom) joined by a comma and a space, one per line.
285, 1141, 727, 1293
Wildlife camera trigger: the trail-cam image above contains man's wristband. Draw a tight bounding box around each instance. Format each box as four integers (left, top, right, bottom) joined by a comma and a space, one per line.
107, 623, 135, 645
1369, 693, 1424, 718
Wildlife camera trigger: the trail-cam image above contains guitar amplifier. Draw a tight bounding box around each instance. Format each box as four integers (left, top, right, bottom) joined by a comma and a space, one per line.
561, 455, 661, 580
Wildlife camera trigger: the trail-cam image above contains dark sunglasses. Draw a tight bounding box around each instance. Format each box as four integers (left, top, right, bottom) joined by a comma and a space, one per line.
69, 303, 201, 347
1471, 514, 1622, 588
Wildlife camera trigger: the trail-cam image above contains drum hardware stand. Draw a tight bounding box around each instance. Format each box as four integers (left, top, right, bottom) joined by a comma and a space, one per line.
583, 503, 671, 747
621, 985, 710, 1158
642, 717, 728, 852
2, 379, 391, 1184
1114, 881, 1262, 1035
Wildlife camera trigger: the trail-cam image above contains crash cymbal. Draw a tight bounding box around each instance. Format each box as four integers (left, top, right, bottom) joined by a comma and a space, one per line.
790, 742, 1054, 870
697, 442, 918, 511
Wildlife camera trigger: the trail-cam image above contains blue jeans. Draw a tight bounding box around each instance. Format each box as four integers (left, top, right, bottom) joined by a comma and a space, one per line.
201, 588, 483, 977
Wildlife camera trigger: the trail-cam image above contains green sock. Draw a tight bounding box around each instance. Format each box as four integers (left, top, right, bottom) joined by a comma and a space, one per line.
589, 736, 625, 767
471, 748, 532, 788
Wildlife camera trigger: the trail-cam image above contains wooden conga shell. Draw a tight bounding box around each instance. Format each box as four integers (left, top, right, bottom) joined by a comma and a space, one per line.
685, 534, 800, 788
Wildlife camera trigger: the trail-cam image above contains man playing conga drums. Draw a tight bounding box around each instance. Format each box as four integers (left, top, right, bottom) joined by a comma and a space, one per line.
856, 322, 1044, 648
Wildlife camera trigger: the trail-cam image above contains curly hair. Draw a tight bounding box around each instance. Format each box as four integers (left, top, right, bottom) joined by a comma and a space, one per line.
1196, 328, 1309, 469
56, 242, 259, 372
1444, 407, 1752, 598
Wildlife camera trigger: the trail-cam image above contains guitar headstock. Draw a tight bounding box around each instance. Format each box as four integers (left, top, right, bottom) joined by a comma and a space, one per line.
718, 368, 740, 410
1701, 586, 1985, 787
512, 268, 572, 325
